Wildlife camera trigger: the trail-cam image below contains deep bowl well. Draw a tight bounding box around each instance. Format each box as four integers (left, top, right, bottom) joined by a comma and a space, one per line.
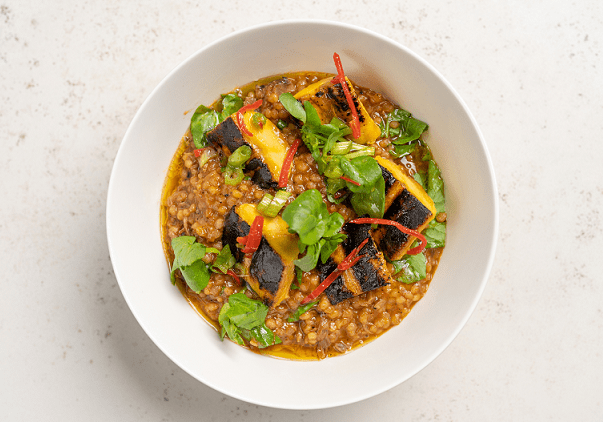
106, 20, 498, 409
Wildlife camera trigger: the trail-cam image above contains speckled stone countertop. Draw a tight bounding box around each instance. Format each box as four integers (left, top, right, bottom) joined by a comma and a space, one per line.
1, 1, 602, 420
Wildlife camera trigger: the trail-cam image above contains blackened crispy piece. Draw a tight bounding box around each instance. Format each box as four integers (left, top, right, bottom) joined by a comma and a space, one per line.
222, 207, 249, 262
319, 259, 355, 305
249, 237, 285, 296
376, 190, 432, 261
246, 158, 279, 190
321, 221, 393, 305
206, 117, 247, 153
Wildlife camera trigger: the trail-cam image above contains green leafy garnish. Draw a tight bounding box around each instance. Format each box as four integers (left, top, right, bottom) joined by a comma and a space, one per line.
170, 236, 219, 293
287, 300, 319, 322
279, 93, 306, 122
190, 95, 244, 149
220, 93, 244, 119
282, 189, 346, 272
190, 105, 221, 149
218, 290, 281, 348
340, 156, 386, 218
391, 252, 427, 284
211, 244, 236, 275
380, 108, 428, 144
424, 219, 446, 248
427, 160, 445, 214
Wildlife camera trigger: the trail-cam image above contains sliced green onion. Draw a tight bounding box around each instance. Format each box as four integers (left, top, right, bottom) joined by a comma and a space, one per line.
251, 112, 266, 129
345, 148, 375, 159
276, 119, 288, 130
228, 145, 252, 167
331, 140, 353, 155
256, 190, 291, 217
198, 148, 216, 168
224, 168, 244, 185
265, 190, 291, 217
256, 193, 274, 214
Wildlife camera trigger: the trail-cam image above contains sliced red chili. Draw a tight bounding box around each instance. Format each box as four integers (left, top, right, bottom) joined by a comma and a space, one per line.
331, 52, 361, 139
236, 99, 263, 137
349, 218, 427, 255
227, 269, 242, 286
300, 237, 369, 305
239, 215, 264, 255
193, 148, 203, 157
278, 138, 301, 188
340, 175, 361, 186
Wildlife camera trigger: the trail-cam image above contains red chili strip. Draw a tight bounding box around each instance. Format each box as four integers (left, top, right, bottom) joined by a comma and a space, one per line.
227, 269, 242, 286
331, 52, 361, 139
236, 99, 263, 137
193, 149, 203, 157
340, 175, 361, 186
300, 237, 369, 305
278, 138, 301, 188
349, 218, 427, 255
240, 215, 264, 254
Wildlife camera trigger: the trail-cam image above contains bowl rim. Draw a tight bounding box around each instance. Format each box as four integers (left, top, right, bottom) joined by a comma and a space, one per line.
106, 18, 499, 409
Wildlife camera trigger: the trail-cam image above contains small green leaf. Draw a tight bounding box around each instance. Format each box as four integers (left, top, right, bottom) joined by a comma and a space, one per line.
294, 241, 323, 272
211, 245, 236, 275
392, 253, 427, 284
427, 160, 445, 213
424, 220, 446, 248
304, 101, 322, 127
179, 259, 210, 293
221, 94, 243, 117
279, 93, 306, 122
282, 189, 329, 245
287, 300, 319, 322
190, 105, 221, 148
389, 143, 416, 158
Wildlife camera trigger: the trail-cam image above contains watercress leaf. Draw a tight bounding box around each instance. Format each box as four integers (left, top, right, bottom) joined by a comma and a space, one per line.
323, 212, 345, 238
294, 241, 323, 272
282, 189, 328, 245
249, 323, 282, 348
424, 219, 446, 248
171, 236, 207, 267
413, 171, 427, 190
287, 300, 319, 322
340, 156, 382, 194
350, 176, 385, 219
320, 237, 342, 264
427, 160, 445, 213
190, 105, 221, 148
392, 252, 427, 284
221, 94, 243, 117
384, 108, 428, 145
304, 101, 322, 128
279, 93, 306, 122
211, 245, 236, 274
389, 143, 416, 158
179, 259, 211, 293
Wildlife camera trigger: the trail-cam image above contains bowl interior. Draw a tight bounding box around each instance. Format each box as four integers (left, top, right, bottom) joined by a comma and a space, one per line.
107, 20, 497, 409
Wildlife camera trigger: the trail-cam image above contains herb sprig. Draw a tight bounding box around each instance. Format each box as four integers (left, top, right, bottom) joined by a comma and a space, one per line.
218, 289, 281, 348
170, 236, 235, 293
281, 189, 346, 272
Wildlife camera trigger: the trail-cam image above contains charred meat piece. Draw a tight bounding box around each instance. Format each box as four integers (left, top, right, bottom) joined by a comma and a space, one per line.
321, 221, 393, 305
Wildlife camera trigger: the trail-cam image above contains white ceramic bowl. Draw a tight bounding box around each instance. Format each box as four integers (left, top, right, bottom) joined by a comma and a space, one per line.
107, 20, 498, 409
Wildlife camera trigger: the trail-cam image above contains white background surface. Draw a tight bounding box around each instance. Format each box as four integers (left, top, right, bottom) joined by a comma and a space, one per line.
1, 1, 602, 420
